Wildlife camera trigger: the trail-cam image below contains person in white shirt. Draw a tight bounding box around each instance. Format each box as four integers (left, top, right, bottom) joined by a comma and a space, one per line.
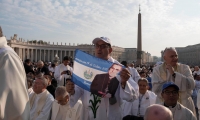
122, 78, 157, 120
29, 77, 54, 120
51, 83, 82, 120
54, 56, 73, 86
68, 37, 139, 120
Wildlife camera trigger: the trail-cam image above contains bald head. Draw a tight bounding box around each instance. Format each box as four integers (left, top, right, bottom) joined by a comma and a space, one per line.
37, 60, 44, 68
37, 60, 44, 65
144, 104, 173, 120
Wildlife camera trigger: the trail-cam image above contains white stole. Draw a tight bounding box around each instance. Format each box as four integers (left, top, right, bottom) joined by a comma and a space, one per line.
51, 100, 80, 120
30, 90, 49, 120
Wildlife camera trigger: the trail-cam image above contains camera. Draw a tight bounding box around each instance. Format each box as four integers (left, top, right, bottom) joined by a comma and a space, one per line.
64, 70, 71, 75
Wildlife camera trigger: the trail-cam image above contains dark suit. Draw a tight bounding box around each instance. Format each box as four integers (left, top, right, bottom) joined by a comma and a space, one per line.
24, 64, 34, 74
123, 115, 144, 120
46, 85, 56, 98
37, 66, 50, 75
90, 73, 119, 97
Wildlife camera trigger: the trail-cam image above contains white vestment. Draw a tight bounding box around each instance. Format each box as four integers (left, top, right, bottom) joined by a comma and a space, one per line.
70, 57, 139, 120
127, 67, 140, 83
122, 90, 157, 117
51, 100, 82, 120
54, 63, 73, 86
152, 63, 196, 115
162, 102, 197, 120
29, 90, 54, 120
0, 37, 30, 120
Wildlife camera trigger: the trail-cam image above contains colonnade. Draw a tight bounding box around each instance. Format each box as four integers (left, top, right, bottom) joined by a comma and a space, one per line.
12, 47, 75, 62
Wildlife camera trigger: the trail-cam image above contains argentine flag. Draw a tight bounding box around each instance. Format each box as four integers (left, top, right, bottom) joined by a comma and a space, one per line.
72, 49, 114, 91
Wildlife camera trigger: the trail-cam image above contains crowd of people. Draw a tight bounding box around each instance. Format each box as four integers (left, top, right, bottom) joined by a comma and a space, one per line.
0, 33, 200, 120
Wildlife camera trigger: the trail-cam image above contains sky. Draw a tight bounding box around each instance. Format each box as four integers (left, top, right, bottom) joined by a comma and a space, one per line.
0, 0, 200, 57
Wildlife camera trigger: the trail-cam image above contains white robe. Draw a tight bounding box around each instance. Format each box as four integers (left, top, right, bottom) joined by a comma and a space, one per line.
29, 90, 54, 120
70, 57, 139, 120
0, 37, 30, 120
162, 102, 197, 120
51, 100, 82, 120
152, 63, 196, 115
121, 90, 157, 117
54, 63, 73, 86
127, 67, 140, 83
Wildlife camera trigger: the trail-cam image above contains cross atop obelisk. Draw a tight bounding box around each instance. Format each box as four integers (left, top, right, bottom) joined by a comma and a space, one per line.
136, 5, 142, 65
0, 26, 3, 37
139, 4, 141, 13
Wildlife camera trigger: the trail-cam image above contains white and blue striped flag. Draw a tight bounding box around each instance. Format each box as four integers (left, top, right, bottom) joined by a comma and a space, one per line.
72, 49, 115, 92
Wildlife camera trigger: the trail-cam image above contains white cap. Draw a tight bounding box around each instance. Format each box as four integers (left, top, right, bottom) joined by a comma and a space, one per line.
92, 37, 111, 45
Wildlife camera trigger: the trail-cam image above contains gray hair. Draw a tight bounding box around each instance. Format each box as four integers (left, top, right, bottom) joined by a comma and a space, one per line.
36, 77, 48, 87
137, 78, 149, 85
163, 47, 177, 57
55, 86, 69, 98
37, 60, 44, 65
144, 104, 173, 120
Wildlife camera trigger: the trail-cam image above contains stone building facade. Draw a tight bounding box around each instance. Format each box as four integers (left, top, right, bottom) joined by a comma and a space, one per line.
7, 34, 153, 64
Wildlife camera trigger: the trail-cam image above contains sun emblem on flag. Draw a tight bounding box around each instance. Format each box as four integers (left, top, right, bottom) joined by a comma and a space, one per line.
84, 69, 93, 79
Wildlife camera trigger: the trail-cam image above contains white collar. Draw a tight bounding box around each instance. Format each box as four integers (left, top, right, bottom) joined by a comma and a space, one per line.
36, 89, 47, 97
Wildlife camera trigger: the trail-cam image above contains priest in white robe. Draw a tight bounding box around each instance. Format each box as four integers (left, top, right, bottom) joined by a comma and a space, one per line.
69, 37, 139, 120
29, 77, 54, 120
54, 56, 73, 86
161, 82, 196, 120
152, 47, 196, 115
51, 86, 82, 120
0, 30, 30, 120
122, 78, 157, 119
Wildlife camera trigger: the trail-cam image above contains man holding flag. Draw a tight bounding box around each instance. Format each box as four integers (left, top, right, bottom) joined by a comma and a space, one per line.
68, 37, 139, 120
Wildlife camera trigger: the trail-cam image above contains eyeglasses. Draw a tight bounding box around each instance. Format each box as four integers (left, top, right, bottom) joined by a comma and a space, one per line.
94, 44, 110, 49
163, 90, 178, 95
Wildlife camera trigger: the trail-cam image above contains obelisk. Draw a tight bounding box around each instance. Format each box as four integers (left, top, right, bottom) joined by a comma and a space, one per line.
0, 26, 3, 37
137, 5, 142, 65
